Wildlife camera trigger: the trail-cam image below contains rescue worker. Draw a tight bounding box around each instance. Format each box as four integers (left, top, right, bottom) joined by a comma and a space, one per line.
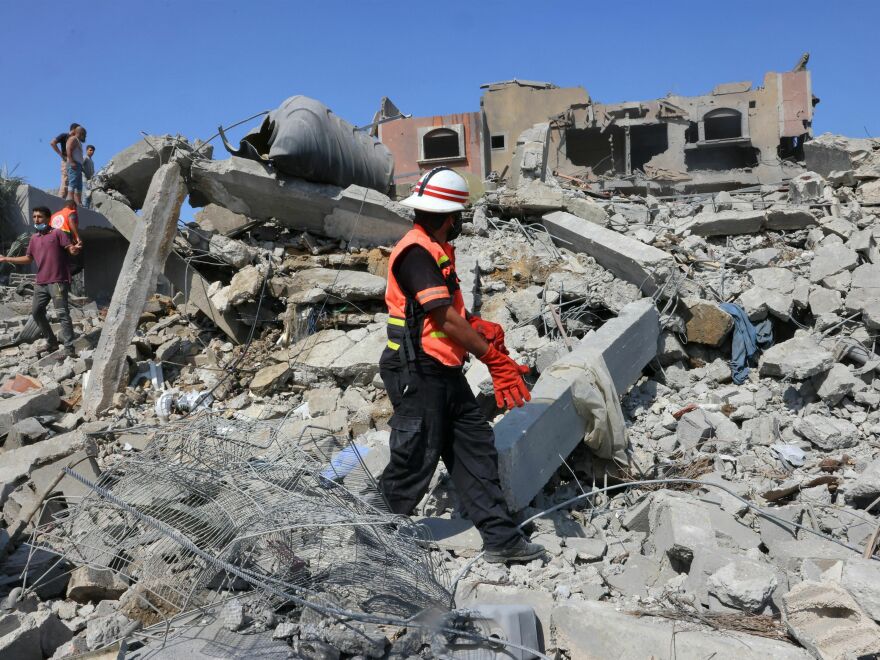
380, 167, 544, 564
50, 201, 84, 276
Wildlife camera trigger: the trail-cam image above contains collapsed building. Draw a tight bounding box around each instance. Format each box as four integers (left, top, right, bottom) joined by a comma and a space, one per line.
0, 75, 880, 658
380, 60, 815, 196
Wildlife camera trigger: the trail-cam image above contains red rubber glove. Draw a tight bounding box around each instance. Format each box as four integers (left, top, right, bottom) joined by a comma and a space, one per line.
469, 315, 509, 355
478, 344, 531, 410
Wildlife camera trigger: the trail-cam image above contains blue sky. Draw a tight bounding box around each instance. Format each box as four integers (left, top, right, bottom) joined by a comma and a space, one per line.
1, 0, 878, 195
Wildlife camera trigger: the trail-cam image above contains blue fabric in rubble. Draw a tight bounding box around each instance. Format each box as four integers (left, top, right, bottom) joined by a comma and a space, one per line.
719, 302, 774, 385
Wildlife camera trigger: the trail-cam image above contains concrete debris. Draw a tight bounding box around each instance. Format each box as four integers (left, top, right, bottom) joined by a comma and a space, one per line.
4, 103, 880, 660
783, 580, 880, 660
759, 336, 834, 379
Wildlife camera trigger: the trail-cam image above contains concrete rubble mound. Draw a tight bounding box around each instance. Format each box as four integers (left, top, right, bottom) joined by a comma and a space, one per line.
2, 111, 880, 658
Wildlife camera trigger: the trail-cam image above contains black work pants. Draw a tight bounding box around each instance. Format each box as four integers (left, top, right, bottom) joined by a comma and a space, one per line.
32, 282, 74, 349
379, 365, 521, 550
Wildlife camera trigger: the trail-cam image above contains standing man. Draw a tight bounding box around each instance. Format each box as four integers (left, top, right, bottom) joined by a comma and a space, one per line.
65, 126, 87, 206
49, 123, 79, 199
380, 167, 543, 564
0, 206, 80, 356
82, 145, 96, 208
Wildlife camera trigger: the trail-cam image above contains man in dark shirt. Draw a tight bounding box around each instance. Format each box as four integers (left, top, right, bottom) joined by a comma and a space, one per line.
0, 206, 81, 356
50, 123, 79, 198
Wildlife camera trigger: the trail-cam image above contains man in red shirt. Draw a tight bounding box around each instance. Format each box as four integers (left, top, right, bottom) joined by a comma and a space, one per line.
0, 206, 81, 356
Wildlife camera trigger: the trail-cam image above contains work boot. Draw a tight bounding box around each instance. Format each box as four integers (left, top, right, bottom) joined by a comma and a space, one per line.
483, 538, 545, 564
63, 345, 76, 358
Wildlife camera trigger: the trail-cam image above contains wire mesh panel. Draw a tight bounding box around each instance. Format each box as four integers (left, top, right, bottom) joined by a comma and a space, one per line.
33, 412, 451, 622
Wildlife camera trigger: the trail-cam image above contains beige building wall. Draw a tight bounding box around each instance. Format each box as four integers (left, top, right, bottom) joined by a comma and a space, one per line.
481, 82, 589, 176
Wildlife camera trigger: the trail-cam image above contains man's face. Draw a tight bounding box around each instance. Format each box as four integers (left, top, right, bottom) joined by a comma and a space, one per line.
33, 212, 49, 227
86, 147, 95, 157
77, 127, 86, 140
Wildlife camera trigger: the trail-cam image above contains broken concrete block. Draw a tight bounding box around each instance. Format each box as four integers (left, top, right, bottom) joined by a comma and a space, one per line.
836, 559, 880, 625
494, 299, 658, 510
562, 196, 609, 226
601, 554, 667, 598
0, 388, 60, 436
83, 164, 187, 417
189, 156, 411, 248
764, 207, 818, 231
0, 431, 85, 508
0, 614, 41, 660
676, 409, 715, 451
783, 580, 880, 660
843, 457, 880, 508
648, 491, 716, 570
274, 268, 386, 302
97, 134, 207, 209
683, 209, 764, 236
195, 203, 252, 234
283, 327, 386, 386
804, 133, 876, 178
4, 416, 48, 449
542, 210, 676, 295
657, 331, 688, 366
707, 559, 777, 612
758, 336, 833, 379
794, 414, 859, 450
223, 264, 264, 308
28, 610, 73, 658
789, 171, 826, 205
250, 362, 292, 396
66, 566, 128, 603
513, 179, 564, 211
738, 286, 769, 321
811, 363, 856, 405
683, 299, 733, 347
304, 387, 342, 417
208, 233, 257, 268
809, 243, 859, 283
808, 286, 842, 315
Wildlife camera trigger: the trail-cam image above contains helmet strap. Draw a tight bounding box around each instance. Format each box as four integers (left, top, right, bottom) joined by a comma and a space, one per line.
417, 166, 453, 197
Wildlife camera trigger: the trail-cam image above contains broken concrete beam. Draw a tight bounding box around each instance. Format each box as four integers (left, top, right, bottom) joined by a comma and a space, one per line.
681, 208, 817, 237
542, 210, 675, 295
83, 164, 186, 417
552, 601, 811, 660
189, 156, 412, 248
91, 190, 249, 344
11, 184, 113, 237
66, 566, 128, 603
494, 299, 659, 511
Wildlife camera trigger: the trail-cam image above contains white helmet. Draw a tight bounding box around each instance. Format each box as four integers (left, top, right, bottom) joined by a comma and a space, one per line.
401, 167, 469, 213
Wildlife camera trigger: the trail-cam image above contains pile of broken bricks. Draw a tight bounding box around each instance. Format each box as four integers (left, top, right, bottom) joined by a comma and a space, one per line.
0, 130, 878, 658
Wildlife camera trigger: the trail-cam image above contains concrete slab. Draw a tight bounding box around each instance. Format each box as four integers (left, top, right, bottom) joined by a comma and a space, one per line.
189, 157, 413, 248
552, 601, 812, 659
494, 299, 659, 511
542, 211, 674, 295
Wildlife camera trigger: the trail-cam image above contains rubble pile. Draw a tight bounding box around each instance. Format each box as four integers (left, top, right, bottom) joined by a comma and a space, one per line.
0, 129, 879, 658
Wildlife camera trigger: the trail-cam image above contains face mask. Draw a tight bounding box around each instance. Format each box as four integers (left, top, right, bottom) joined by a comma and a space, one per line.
447, 214, 464, 241
34, 223, 48, 233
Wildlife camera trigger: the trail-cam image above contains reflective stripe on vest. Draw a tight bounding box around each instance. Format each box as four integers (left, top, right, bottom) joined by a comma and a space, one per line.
385, 226, 467, 367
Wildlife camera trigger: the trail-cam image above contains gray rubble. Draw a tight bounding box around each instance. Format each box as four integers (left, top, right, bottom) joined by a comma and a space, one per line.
1, 128, 880, 660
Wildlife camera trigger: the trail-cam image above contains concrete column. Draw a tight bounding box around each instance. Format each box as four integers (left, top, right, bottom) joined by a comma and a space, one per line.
82, 164, 186, 417
624, 125, 632, 175
494, 299, 659, 511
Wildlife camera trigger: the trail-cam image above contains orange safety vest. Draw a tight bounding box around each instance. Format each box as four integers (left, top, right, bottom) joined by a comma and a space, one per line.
385, 225, 467, 367
49, 207, 78, 234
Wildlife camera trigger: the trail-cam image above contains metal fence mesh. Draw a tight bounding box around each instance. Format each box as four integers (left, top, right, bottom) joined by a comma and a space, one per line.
32, 412, 451, 623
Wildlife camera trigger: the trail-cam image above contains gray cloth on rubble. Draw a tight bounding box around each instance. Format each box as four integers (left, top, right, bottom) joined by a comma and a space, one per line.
544, 349, 629, 464
227, 95, 394, 193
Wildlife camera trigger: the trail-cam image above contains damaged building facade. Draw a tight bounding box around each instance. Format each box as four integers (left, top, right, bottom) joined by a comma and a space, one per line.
380, 67, 815, 195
